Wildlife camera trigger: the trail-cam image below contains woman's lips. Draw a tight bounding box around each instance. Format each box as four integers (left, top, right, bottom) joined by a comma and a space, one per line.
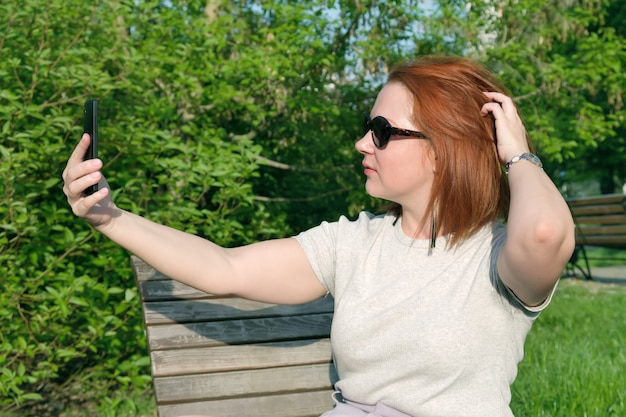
362, 162, 376, 175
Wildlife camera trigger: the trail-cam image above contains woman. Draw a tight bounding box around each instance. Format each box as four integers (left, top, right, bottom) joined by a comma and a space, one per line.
63, 56, 575, 417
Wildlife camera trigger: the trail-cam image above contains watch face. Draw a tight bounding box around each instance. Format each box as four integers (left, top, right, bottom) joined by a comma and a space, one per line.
505, 153, 543, 173
522, 153, 542, 167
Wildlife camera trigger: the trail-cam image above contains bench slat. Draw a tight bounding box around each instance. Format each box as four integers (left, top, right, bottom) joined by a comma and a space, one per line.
154, 363, 334, 402
132, 256, 170, 281
576, 225, 626, 235
143, 297, 333, 325
147, 314, 331, 350
570, 204, 626, 216
139, 279, 217, 301
158, 390, 334, 417
572, 214, 626, 225
575, 236, 626, 247
151, 339, 333, 377
566, 194, 626, 207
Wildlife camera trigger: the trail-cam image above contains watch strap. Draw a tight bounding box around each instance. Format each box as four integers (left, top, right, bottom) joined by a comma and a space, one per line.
505, 153, 543, 174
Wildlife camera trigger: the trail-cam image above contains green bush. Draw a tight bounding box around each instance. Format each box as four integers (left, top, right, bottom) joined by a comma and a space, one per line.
0, 1, 283, 413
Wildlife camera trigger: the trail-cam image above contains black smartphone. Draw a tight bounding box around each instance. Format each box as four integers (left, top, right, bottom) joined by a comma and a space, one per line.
83, 98, 98, 195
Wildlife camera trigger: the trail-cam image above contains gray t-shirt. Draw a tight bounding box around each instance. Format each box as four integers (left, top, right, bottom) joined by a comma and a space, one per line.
295, 211, 554, 417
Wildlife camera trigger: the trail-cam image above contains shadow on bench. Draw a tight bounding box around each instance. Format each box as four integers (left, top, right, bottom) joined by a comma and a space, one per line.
131, 255, 337, 417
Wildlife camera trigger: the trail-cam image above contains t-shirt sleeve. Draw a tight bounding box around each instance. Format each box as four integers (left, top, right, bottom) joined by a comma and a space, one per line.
293, 219, 340, 295
489, 224, 558, 316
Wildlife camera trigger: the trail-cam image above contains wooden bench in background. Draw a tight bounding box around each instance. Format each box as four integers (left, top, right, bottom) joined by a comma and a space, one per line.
565, 193, 626, 279
131, 255, 336, 417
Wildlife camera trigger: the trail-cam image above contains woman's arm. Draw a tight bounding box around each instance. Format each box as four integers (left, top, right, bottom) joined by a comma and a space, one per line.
63, 134, 327, 305
481, 93, 576, 307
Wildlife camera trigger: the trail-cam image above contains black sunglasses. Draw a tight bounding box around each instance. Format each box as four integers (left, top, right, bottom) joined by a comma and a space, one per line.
363, 114, 428, 149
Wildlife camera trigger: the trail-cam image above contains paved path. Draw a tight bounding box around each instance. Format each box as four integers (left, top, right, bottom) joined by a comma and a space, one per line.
588, 265, 626, 285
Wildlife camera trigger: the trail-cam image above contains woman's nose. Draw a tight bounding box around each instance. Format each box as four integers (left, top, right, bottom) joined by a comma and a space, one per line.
355, 132, 374, 154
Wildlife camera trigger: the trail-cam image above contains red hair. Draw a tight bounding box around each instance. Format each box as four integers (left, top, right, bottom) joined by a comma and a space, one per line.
386, 56, 534, 246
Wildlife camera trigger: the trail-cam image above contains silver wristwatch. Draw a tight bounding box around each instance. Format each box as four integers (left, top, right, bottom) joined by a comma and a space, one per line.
505, 153, 543, 174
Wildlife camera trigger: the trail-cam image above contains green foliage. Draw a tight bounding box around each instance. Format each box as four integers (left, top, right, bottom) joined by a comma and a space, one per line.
1, 0, 269, 413
478, 0, 626, 193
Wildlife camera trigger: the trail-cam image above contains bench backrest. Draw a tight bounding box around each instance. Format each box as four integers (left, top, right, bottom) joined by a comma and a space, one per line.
566, 193, 626, 248
131, 256, 336, 417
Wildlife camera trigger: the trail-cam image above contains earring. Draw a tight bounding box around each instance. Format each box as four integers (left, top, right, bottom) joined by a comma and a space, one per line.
429, 203, 437, 251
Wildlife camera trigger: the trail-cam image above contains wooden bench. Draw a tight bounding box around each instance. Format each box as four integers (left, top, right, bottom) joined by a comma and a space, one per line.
131, 255, 336, 417
565, 193, 626, 279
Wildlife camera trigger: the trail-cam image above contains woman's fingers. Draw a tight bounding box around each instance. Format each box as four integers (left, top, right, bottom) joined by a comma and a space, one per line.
481, 92, 529, 163
71, 186, 108, 217
62, 135, 109, 216
481, 92, 523, 123
63, 135, 102, 198
62, 135, 117, 229
70, 169, 101, 197
67, 133, 91, 166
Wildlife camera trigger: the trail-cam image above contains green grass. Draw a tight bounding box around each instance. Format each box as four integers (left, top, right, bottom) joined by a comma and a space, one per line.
50, 279, 626, 417
56, 392, 156, 417
511, 279, 626, 416
581, 247, 626, 268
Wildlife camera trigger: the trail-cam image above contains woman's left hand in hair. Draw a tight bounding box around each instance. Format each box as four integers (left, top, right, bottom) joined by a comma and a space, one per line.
480, 91, 530, 165
482, 92, 576, 308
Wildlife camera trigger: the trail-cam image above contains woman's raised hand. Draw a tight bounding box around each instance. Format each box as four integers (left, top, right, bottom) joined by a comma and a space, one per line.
62, 134, 117, 229
480, 92, 530, 165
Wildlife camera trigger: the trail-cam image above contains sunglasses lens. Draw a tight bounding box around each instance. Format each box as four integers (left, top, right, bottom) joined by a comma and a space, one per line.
371, 117, 390, 148
364, 115, 393, 148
